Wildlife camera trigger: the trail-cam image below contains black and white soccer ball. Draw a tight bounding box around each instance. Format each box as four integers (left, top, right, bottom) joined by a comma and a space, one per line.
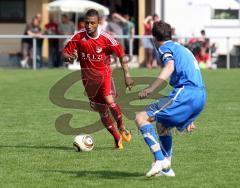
73, 134, 94, 152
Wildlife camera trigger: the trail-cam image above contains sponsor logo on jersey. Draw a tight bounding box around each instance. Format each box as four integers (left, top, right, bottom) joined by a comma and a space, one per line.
96, 46, 102, 53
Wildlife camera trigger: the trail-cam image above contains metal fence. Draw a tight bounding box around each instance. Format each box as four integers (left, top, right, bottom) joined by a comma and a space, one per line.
0, 34, 239, 70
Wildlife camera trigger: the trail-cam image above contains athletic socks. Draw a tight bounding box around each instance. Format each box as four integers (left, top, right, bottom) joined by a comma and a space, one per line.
109, 102, 124, 129
159, 135, 172, 157
139, 124, 165, 161
100, 112, 121, 142
159, 135, 172, 173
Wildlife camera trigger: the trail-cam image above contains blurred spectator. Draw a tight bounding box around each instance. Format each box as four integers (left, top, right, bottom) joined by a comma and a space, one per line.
141, 15, 154, 68
58, 14, 75, 38
197, 29, 210, 68
99, 15, 108, 31
171, 27, 178, 42
36, 13, 43, 31
106, 14, 124, 47
45, 15, 60, 67
111, 13, 135, 54
152, 14, 159, 22
151, 14, 159, 68
187, 30, 210, 68
77, 17, 85, 30
21, 16, 43, 68
58, 14, 75, 66
36, 13, 42, 23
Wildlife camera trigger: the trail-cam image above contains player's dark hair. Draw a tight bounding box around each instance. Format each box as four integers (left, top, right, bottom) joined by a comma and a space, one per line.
85, 9, 99, 19
152, 20, 172, 41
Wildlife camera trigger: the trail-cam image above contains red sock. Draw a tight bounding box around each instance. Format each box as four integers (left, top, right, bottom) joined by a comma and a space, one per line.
109, 102, 124, 129
100, 112, 121, 141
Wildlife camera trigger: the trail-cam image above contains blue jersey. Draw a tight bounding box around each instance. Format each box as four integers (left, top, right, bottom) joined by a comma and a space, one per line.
158, 41, 205, 88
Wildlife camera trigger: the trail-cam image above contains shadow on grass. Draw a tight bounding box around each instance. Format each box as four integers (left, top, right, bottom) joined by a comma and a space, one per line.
47, 169, 144, 179
0, 145, 73, 151
0, 145, 118, 152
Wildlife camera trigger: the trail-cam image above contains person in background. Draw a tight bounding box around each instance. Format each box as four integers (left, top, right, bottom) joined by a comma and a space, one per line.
111, 13, 135, 55
106, 14, 124, 48
77, 17, 85, 30
21, 16, 43, 68
141, 15, 154, 68
99, 15, 108, 31
151, 14, 159, 68
45, 15, 60, 67
58, 14, 75, 66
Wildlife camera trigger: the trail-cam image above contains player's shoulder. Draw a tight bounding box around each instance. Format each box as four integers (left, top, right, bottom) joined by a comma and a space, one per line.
100, 30, 119, 46
71, 29, 87, 39
159, 41, 177, 54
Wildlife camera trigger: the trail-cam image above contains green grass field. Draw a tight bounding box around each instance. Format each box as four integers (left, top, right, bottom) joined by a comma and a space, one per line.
1, 68, 240, 188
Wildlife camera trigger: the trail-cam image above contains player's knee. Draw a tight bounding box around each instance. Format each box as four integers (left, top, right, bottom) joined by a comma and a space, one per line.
135, 112, 149, 127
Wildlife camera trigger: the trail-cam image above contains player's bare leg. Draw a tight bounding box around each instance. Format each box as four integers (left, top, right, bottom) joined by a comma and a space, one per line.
104, 95, 132, 142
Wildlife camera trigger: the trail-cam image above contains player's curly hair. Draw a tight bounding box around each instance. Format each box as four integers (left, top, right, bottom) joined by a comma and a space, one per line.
85, 9, 99, 18
152, 20, 172, 41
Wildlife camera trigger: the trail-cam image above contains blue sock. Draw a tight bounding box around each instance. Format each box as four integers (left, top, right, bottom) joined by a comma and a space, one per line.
139, 124, 165, 161
159, 135, 172, 157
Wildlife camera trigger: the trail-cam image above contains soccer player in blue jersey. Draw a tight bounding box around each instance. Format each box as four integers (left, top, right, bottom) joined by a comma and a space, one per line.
135, 20, 206, 177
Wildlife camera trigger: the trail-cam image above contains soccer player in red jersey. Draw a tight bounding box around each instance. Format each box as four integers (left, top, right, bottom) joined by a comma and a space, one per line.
63, 9, 134, 149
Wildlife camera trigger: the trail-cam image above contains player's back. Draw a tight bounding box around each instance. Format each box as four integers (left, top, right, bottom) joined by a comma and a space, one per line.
159, 41, 205, 88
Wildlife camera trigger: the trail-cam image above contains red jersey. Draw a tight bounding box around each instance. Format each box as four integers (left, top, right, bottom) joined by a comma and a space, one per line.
64, 28, 124, 76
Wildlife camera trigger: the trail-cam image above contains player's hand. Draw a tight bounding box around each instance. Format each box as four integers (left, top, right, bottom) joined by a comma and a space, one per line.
63, 50, 78, 64
138, 87, 153, 99
70, 49, 78, 61
186, 122, 196, 133
125, 77, 134, 91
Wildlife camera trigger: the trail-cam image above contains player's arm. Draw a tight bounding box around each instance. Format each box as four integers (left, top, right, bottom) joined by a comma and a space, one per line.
63, 37, 79, 63
63, 50, 78, 63
139, 60, 174, 99
112, 13, 128, 23
109, 39, 134, 90
119, 55, 134, 90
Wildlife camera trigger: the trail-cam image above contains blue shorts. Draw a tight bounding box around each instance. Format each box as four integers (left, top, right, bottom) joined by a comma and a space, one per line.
145, 86, 206, 132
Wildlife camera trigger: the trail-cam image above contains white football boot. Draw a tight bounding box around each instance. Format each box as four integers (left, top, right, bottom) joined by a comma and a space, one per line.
155, 168, 175, 177
146, 158, 171, 177
154, 157, 175, 177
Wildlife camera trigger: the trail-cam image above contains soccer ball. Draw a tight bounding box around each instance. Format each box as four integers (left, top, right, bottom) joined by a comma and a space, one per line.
73, 134, 94, 152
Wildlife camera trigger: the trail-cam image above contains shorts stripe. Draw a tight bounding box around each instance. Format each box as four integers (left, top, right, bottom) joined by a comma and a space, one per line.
153, 86, 184, 115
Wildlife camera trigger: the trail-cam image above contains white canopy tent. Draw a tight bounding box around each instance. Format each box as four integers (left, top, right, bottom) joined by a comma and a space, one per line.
48, 0, 110, 30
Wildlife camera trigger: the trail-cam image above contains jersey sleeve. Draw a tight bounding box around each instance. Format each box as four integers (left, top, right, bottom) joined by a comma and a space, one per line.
110, 42, 125, 58
105, 36, 124, 58
158, 46, 174, 66
63, 34, 80, 55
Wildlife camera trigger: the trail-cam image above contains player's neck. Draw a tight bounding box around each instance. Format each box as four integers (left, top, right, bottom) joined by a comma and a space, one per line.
88, 31, 97, 38
86, 27, 100, 39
